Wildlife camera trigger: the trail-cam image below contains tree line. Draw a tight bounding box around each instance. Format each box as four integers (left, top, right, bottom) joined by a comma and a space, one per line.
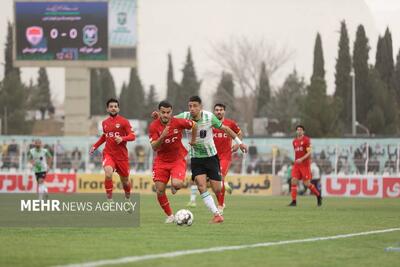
2, 20, 400, 136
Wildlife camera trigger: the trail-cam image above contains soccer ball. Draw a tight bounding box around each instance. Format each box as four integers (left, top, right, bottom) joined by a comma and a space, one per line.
175, 209, 193, 226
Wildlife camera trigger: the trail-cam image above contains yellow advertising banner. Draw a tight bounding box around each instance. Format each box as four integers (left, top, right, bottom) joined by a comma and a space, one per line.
76, 173, 281, 195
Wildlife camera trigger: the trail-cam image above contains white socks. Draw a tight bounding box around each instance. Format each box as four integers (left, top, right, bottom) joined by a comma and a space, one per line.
200, 191, 219, 215
190, 185, 197, 202
38, 183, 48, 200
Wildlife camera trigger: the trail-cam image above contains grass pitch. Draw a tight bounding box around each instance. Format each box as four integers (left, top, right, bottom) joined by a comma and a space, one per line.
0, 195, 399, 267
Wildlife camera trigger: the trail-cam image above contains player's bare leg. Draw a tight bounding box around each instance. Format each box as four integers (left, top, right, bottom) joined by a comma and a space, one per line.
288, 178, 299, 206
195, 175, 223, 223
155, 181, 174, 223
104, 166, 114, 201
170, 178, 184, 195
37, 177, 48, 201
303, 179, 322, 206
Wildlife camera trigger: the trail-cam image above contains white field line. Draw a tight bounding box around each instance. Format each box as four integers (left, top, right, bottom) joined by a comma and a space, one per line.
55, 228, 400, 267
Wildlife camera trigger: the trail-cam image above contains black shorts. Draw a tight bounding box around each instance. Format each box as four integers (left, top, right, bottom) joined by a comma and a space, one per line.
35, 172, 47, 181
191, 155, 222, 181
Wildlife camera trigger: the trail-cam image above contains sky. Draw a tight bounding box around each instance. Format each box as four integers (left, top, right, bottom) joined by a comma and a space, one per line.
0, 0, 399, 110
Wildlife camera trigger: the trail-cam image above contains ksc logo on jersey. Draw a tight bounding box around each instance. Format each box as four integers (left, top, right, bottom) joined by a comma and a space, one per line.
116, 123, 121, 128
26, 26, 43, 46
83, 25, 98, 47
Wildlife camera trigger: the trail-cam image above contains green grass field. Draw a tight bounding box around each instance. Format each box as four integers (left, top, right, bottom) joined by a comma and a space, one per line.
0, 195, 399, 267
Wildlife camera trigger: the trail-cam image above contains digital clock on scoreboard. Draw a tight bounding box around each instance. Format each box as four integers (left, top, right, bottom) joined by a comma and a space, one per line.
15, 1, 108, 61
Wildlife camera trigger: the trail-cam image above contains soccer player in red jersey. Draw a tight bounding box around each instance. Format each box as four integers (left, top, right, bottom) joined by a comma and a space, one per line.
148, 100, 197, 223
289, 125, 322, 207
213, 103, 242, 213
90, 98, 136, 203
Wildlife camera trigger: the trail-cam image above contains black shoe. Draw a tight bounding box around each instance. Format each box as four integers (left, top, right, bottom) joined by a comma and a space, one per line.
317, 196, 322, 207
288, 200, 297, 207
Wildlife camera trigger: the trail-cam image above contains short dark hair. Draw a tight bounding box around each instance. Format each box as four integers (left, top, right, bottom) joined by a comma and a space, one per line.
106, 98, 119, 107
158, 100, 172, 110
189, 95, 202, 104
214, 103, 226, 110
295, 124, 305, 131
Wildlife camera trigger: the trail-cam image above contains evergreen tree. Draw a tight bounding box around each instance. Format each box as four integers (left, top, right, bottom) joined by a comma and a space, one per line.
394, 49, 400, 106
99, 68, 117, 105
334, 21, 352, 132
119, 82, 128, 117
256, 62, 271, 117
4, 21, 20, 80
266, 69, 306, 134
125, 68, 145, 119
0, 71, 28, 134
213, 71, 235, 112
145, 85, 158, 122
311, 33, 325, 81
35, 68, 53, 119
175, 48, 201, 113
375, 28, 394, 87
166, 53, 180, 106
300, 33, 341, 137
0, 21, 27, 133
90, 69, 104, 116
367, 68, 398, 134
353, 25, 371, 124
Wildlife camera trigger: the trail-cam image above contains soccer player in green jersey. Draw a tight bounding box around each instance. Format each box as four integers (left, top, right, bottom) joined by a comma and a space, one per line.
28, 139, 52, 200
176, 96, 247, 223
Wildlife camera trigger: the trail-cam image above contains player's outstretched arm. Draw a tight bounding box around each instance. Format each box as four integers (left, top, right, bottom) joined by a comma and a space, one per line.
90, 134, 106, 154
232, 130, 243, 152
220, 125, 248, 153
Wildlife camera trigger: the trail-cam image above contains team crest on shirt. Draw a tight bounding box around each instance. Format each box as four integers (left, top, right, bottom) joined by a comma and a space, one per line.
174, 129, 179, 134
116, 123, 120, 128
300, 141, 303, 145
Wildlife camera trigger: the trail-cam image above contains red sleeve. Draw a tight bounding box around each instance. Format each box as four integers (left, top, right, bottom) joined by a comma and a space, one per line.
93, 134, 106, 149
177, 118, 194, 130
305, 137, 311, 149
122, 120, 136, 142
148, 123, 159, 142
230, 120, 241, 134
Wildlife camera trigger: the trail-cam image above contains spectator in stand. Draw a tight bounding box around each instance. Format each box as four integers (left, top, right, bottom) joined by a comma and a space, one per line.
71, 147, 82, 172
384, 156, 396, 174
310, 161, 321, 193
135, 145, 146, 172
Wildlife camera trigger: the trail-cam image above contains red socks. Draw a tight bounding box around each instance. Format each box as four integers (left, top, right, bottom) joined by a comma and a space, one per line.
291, 184, 297, 201
105, 178, 113, 199
217, 181, 225, 206
157, 193, 172, 216
308, 184, 320, 197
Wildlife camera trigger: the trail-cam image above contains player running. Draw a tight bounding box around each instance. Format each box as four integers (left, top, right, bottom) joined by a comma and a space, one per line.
149, 100, 197, 223
90, 98, 136, 204
213, 103, 242, 213
288, 125, 322, 207
176, 96, 247, 223
28, 139, 52, 200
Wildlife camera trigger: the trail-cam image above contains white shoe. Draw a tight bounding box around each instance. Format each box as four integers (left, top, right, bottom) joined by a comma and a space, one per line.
217, 204, 226, 215
224, 181, 233, 194
165, 215, 175, 224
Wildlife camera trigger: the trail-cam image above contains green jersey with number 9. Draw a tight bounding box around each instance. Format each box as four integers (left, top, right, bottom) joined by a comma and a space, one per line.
176, 110, 222, 158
